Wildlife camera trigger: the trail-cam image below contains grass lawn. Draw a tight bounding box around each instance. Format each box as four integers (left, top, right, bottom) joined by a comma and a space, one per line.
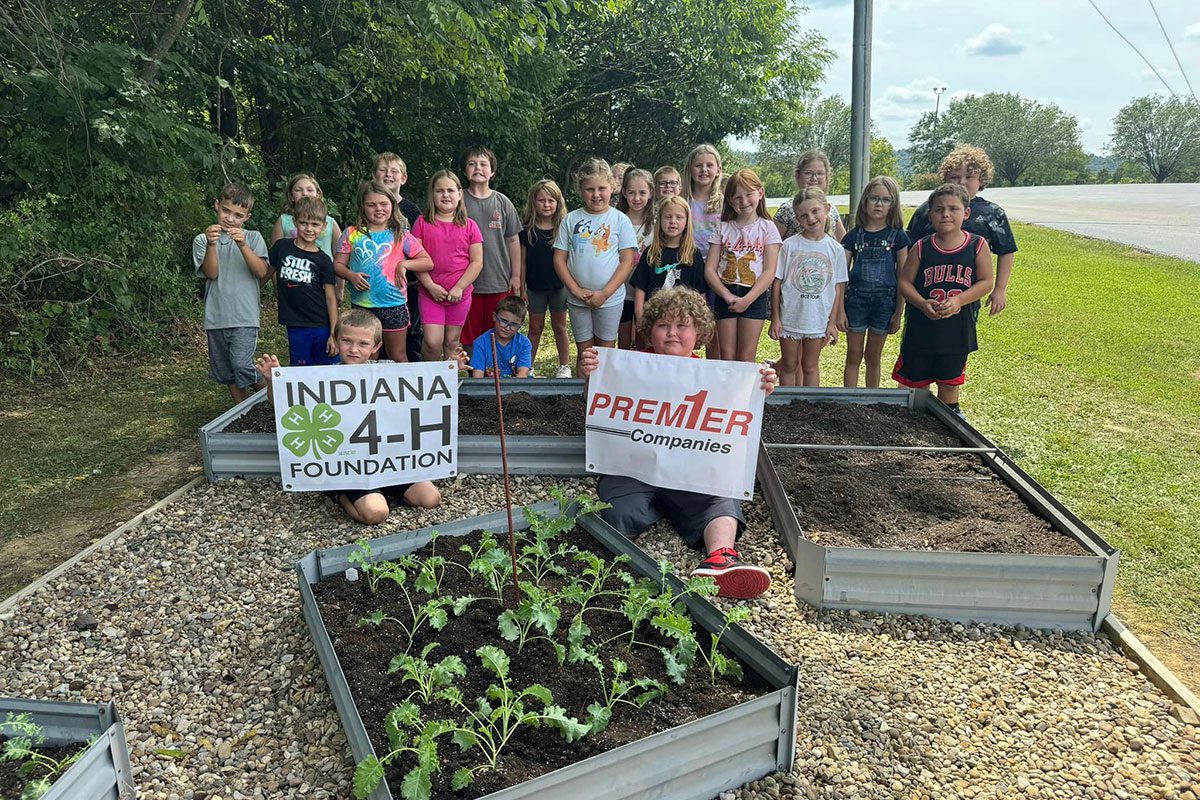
2, 220, 1198, 687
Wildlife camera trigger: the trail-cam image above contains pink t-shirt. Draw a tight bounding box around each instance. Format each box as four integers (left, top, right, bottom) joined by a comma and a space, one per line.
412, 216, 483, 287
715, 218, 783, 288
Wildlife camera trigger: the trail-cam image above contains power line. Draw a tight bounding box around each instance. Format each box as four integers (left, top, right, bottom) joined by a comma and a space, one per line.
1085, 0, 1177, 95
1146, 0, 1199, 104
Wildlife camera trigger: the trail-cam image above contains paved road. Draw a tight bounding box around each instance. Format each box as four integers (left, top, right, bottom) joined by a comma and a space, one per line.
804, 183, 1200, 263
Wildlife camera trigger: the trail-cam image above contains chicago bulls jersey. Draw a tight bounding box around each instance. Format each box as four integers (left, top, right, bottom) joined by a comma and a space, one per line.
902, 233, 984, 355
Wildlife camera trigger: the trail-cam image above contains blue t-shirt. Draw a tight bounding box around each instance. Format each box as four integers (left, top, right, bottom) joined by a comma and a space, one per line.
470, 330, 534, 377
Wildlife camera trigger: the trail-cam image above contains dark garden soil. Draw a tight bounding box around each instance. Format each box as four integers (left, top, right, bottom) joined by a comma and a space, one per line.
222, 398, 275, 433
0, 737, 81, 797
223, 391, 588, 436
770, 448, 1090, 555
458, 392, 586, 436
762, 400, 962, 447
313, 526, 766, 799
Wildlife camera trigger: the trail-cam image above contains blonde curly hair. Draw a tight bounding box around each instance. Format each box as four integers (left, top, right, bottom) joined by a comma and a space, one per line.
638, 286, 715, 348
939, 145, 995, 189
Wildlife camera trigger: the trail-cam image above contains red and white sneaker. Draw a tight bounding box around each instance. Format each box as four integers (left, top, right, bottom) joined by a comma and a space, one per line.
690, 548, 771, 599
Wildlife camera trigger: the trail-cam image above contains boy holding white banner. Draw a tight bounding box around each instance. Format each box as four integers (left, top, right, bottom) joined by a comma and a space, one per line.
257, 308, 443, 525
581, 287, 778, 599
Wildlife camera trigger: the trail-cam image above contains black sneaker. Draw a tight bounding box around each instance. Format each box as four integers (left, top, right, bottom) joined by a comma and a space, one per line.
690, 548, 771, 599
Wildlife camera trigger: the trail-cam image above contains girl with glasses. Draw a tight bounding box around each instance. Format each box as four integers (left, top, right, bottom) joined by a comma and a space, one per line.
773, 150, 847, 242
839, 176, 910, 388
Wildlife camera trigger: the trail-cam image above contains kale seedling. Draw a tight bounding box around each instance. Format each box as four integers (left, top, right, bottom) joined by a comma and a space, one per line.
571, 652, 666, 735
436, 645, 589, 790
352, 702, 447, 800
1, 713, 92, 800
388, 642, 467, 704
697, 605, 752, 684
497, 582, 568, 663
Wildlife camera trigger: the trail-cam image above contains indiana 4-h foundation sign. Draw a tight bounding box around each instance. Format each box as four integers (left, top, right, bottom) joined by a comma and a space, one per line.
585, 349, 765, 499
270, 362, 458, 492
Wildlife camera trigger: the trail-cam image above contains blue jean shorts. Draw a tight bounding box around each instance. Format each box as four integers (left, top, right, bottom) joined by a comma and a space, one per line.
844, 286, 897, 334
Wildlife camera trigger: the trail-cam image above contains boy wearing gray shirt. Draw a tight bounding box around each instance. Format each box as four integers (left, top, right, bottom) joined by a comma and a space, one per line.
193, 183, 270, 404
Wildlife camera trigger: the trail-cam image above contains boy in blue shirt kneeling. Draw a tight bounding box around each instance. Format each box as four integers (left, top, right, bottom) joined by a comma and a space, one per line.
469, 296, 535, 378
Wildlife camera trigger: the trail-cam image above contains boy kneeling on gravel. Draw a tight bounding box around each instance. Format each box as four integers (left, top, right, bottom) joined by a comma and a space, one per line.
257, 308, 442, 525
579, 286, 777, 599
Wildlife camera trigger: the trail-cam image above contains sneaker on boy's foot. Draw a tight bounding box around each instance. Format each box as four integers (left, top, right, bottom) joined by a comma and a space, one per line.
690, 548, 771, 599
555, 364, 573, 379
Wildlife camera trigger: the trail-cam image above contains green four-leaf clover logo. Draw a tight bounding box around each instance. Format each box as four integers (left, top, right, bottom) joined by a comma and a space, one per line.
281, 403, 344, 459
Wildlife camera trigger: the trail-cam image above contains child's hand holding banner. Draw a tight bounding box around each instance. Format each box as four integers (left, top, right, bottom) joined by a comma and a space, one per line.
270, 361, 459, 492
585, 349, 766, 499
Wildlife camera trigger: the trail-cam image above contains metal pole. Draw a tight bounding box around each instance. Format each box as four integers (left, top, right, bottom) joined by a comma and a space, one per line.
848, 0, 873, 223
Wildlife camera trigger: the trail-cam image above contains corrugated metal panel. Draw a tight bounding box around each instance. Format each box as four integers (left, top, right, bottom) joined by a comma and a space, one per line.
0, 698, 135, 799
297, 504, 796, 800
459, 437, 586, 475
459, 378, 586, 397
766, 386, 917, 407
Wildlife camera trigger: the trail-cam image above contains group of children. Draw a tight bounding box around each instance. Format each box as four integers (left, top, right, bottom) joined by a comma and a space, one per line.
192, 143, 1015, 597
194, 143, 1015, 418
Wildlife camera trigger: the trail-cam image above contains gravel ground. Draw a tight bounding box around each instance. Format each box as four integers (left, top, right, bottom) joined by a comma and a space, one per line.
0, 477, 1197, 800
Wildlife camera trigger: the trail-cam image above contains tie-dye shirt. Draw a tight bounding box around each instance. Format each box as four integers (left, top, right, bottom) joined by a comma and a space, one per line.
337, 226, 423, 309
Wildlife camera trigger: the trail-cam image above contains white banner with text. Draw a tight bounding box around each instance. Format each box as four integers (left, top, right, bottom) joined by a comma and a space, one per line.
585, 349, 765, 499
271, 361, 458, 492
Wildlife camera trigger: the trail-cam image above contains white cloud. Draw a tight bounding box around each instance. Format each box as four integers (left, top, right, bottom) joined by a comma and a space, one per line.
963, 24, 1025, 56
878, 76, 953, 108
1184, 23, 1200, 39
1140, 67, 1178, 81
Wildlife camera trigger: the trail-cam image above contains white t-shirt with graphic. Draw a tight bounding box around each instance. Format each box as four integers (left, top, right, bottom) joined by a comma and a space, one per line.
553, 207, 638, 309
776, 233, 848, 336
715, 218, 783, 288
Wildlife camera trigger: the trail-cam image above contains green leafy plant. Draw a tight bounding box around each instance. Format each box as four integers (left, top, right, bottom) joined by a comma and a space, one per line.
698, 606, 752, 685
388, 643, 467, 704
436, 646, 589, 790
570, 653, 666, 735
352, 702, 447, 800
1, 713, 92, 800
347, 539, 383, 592
359, 591, 475, 655
497, 582, 567, 663
460, 531, 515, 605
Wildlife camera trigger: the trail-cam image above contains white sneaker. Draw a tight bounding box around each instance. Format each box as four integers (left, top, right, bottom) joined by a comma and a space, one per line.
555, 364, 573, 379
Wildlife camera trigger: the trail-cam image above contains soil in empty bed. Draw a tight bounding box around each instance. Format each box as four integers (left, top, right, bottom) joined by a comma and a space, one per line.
222, 399, 276, 433
313, 526, 766, 799
221, 391, 587, 435
771, 448, 1089, 555
0, 737, 82, 797
458, 391, 585, 435
762, 400, 962, 447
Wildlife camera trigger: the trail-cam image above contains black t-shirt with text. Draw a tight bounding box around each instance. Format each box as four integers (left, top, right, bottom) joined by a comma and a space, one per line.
906, 196, 1017, 256
901, 233, 985, 356
269, 239, 336, 328
520, 226, 563, 292
631, 245, 708, 299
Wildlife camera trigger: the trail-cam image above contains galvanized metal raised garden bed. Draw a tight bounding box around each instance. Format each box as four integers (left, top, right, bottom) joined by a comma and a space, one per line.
296, 502, 798, 800
0, 698, 135, 799
199, 389, 276, 481
200, 380, 589, 481
758, 388, 1118, 632
457, 379, 586, 475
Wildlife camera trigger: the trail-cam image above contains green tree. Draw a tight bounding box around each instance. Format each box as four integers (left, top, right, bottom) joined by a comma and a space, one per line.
908, 92, 1081, 186
1109, 94, 1200, 183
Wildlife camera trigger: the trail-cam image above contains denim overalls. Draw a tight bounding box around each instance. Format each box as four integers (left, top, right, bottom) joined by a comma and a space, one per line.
844, 228, 899, 333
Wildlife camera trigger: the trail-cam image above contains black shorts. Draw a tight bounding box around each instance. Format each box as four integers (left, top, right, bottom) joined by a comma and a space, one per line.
327, 483, 415, 506
355, 304, 410, 332
892, 352, 968, 388
597, 474, 745, 548
620, 299, 635, 324
714, 283, 770, 321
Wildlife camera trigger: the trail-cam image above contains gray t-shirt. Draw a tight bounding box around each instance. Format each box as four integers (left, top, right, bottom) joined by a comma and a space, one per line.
193, 230, 268, 329
464, 190, 522, 294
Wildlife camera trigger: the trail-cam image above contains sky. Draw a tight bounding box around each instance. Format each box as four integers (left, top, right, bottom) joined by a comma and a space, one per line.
787, 0, 1200, 154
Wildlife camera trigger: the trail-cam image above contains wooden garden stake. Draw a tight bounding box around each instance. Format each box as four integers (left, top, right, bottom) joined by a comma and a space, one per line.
490, 334, 521, 609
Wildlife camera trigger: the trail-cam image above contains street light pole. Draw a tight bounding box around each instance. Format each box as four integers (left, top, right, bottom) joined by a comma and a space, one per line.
848, 0, 874, 222
933, 86, 947, 118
